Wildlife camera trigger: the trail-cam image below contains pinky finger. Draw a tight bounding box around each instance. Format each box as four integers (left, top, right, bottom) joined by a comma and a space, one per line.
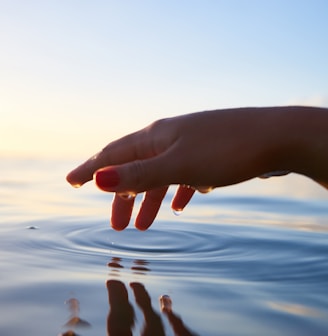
171, 185, 195, 212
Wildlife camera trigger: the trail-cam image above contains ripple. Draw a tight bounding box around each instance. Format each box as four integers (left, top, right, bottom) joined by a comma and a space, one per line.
61, 221, 229, 262
18, 220, 232, 265
17, 218, 328, 285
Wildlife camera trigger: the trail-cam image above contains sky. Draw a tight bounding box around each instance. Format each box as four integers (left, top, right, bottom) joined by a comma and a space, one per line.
1, 0, 328, 158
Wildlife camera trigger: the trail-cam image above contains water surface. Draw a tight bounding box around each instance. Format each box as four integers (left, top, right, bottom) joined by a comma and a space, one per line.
1, 156, 328, 335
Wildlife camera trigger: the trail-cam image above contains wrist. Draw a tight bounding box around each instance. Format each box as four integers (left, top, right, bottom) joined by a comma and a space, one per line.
265, 106, 328, 186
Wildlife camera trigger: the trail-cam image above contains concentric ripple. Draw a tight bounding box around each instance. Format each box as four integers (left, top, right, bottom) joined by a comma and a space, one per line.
17, 218, 328, 283
20, 219, 230, 261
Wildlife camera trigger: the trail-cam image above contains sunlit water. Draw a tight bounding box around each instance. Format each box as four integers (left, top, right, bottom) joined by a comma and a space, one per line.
1, 156, 328, 335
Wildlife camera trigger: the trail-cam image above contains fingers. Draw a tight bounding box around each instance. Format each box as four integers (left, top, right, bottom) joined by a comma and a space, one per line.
110, 193, 136, 231
111, 187, 168, 231
171, 185, 195, 211
129, 282, 152, 310
106, 280, 135, 334
94, 153, 175, 194
66, 119, 174, 188
110, 185, 193, 231
135, 187, 169, 231
66, 131, 142, 187
106, 279, 129, 303
130, 282, 165, 335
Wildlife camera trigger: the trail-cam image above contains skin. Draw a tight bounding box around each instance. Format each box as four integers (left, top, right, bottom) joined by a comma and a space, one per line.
66, 106, 328, 230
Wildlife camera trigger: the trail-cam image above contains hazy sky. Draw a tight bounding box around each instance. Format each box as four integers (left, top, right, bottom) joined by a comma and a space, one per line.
1, 0, 328, 158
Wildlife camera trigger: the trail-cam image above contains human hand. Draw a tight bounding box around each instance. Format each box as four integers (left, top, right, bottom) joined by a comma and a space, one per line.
67, 106, 328, 230
66, 108, 289, 230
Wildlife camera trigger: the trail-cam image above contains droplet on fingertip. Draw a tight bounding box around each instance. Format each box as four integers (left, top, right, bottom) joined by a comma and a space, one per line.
118, 192, 136, 200
173, 209, 183, 216
196, 186, 213, 194
66, 173, 82, 188
259, 170, 290, 179
71, 182, 82, 188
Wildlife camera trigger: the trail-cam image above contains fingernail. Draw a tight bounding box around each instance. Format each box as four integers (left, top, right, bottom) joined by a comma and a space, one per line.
95, 169, 120, 189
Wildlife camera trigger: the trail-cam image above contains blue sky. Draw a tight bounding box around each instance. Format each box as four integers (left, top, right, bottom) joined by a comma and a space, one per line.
1, 0, 328, 158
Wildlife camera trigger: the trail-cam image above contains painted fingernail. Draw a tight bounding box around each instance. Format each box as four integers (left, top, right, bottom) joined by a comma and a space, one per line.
95, 169, 120, 189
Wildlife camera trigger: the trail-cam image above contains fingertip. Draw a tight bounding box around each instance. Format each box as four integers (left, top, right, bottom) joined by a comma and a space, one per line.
135, 222, 152, 231
111, 226, 126, 232
129, 282, 138, 289
110, 212, 131, 231
66, 171, 83, 188
110, 193, 135, 231
110, 220, 129, 231
66, 163, 94, 187
171, 185, 195, 211
135, 211, 155, 231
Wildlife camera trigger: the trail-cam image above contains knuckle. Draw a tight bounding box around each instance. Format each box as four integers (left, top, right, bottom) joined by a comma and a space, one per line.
148, 118, 167, 132
130, 159, 148, 191
146, 118, 174, 156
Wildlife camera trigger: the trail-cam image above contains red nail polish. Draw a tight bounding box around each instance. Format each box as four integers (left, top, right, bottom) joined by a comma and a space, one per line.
95, 169, 120, 189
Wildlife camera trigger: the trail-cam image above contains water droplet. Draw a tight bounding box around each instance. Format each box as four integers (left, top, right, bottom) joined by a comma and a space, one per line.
196, 186, 213, 194
71, 182, 82, 188
259, 170, 290, 179
173, 209, 183, 216
118, 192, 136, 200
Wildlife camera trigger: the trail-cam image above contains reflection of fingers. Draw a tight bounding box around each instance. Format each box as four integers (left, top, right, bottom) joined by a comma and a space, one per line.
107, 279, 129, 303
159, 295, 172, 313
129, 282, 152, 310
171, 185, 195, 211
130, 282, 165, 336
165, 312, 196, 336
135, 187, 169, 230
160, 295, 197, 336
111, 194, 135, 230
106, 280, 135, 336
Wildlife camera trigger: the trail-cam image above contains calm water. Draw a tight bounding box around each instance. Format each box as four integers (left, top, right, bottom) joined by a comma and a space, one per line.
1, 156, 328, 336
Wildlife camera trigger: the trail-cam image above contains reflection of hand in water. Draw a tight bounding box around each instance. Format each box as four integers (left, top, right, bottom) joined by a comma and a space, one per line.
160, 295, 198, 336
59, 297, 91, 336
64, 298, 91, 328
130, 282, 165, 336
107, 257, 150, 273
131, 259, 150, 273
107, 280, 197, 336
107, 280, 135, 336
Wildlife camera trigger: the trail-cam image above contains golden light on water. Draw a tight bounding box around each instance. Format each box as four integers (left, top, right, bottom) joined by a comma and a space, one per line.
267, 301, 323, 318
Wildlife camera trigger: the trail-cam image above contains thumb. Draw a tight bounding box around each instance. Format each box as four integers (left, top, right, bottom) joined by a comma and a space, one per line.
94, 156, 174, 193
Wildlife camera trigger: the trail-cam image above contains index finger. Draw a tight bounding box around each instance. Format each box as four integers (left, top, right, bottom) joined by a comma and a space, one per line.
66, 129, 154, 187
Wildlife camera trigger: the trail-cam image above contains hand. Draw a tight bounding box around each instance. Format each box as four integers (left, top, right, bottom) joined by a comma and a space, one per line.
66, 106, 328, 230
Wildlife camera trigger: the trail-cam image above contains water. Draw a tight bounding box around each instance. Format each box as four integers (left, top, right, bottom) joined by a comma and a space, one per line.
1, 156, 328, 335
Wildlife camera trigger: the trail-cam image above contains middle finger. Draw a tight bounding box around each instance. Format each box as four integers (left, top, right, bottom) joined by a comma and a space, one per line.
111, 193, 136, 230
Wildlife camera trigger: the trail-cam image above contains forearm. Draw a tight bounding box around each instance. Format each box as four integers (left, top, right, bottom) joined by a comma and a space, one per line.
262, 106, 328, 187
290, 106, 328, 187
